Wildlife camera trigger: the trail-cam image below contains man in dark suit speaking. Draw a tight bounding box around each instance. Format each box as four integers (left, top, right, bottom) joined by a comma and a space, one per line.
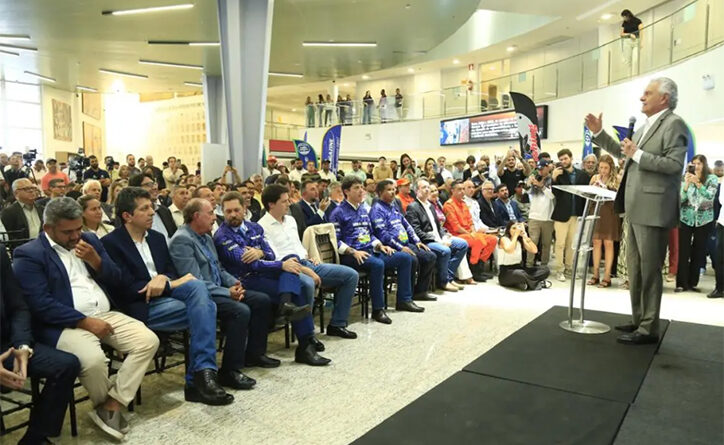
585, 77, 688, 345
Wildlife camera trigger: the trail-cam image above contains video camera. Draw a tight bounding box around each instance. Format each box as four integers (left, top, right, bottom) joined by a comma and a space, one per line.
22, 149, 38, 167
68, 147, 90, 182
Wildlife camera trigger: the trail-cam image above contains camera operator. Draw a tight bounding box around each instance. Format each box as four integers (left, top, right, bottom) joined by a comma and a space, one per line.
4, 153, 28, 190
32, 159, 47, 184
82, 155, 111, 202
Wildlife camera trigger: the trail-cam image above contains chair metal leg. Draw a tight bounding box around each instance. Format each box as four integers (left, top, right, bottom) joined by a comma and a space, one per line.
69, 388, 78, 437
284, 324, 290, 349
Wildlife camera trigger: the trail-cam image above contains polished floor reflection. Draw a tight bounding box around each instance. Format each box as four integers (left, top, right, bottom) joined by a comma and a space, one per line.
3, 273, 722, 444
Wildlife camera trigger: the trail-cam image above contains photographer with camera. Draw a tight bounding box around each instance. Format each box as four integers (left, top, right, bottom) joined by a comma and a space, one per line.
32, 159, 47, 184
497, 220, 551, 291
526, 159, 555, 268
3, 153, 28, 190
82, 155, 111, 202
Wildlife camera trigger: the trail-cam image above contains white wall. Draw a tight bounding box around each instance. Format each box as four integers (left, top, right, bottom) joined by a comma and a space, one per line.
41, 85, 105, 159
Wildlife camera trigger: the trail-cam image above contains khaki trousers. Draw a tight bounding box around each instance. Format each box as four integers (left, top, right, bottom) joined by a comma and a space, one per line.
554, 217, 579, 273
528, 220, 554, 267
56, 311, 159, 407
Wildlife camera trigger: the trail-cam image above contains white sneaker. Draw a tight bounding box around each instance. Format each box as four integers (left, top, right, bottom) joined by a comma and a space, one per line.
556, 273, 566, 282
88, 407, 126, 440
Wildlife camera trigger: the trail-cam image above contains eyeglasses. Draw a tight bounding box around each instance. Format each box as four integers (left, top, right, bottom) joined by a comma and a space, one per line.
141, 181, 157, 188
16, 187, 36, 192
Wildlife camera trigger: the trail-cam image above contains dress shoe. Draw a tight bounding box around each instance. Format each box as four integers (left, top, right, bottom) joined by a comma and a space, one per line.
451, 281, 465, 290
294, 342, 331, 366
396, 301, 425, 313
707, 290, 724, 299
674, 287, 686, 293
185, 369, 234, 405
326, 325, 358, 339
455, 278, 475, 285
439, 283, 459, 292
614, 323, 638, 333
616, 332, 659, 345
472, 274, 488, 283
278, 302, 311, 322
246, 355, 281, 368
218, 369, 256, 390
413, 293, 437, 301
309, 336, 325, 352
372, 309, 392, 324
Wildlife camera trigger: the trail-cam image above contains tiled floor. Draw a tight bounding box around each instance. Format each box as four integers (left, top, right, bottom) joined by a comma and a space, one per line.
2, 272, 722, 444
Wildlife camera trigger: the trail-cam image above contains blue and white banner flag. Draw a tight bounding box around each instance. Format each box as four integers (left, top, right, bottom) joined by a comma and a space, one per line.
321, 124, 342, 173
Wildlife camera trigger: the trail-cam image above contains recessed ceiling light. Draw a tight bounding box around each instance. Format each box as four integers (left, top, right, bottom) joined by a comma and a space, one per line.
76, 85, 98, 92
0, 34, 31, 41
0, 49, 19, 56
268, 72, 304, 78
103, 3, 194, 16
291, 108, 297, 112
0, 43, 37, 52
362, 75, 370, 80
188, 42, 220, 47
407, 68, 415, 73
302, 41, 377, 47
24, 71, 55, 83
343, 83, 350, 87
453, 59, 460, 64
489, 66, 497, 70
184, 81, 203, 87
576, 0, 619, 21
139, 59, 203, 70
600, 13, 613, 20
99, 68, 148, 79
506, 45, 517, 52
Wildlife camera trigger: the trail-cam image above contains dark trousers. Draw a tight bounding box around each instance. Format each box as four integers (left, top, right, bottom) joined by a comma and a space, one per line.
677, 221, 714, 289
340, 250, 413, 310
498, 264, 550, 290
244, 272, 314, 341
1, 343, 80, 444
212, 290, 271, 370
715, 223, 724, 292
408, 245, 437, 295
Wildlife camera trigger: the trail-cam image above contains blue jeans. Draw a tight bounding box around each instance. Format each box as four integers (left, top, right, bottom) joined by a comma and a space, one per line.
363, 105, 372, 124
340, 250, 412, 310
299, 260, 358, 327
147, 280, 218, 383
428, 238, 469, 284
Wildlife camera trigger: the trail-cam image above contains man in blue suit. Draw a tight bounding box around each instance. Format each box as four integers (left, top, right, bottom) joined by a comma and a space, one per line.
1, 243, 80, 445
297, 179, 329, 227
169, 198, 278, 370
103, 187, 248, 406
13, 197, 159, 441
494, 184, 525, 225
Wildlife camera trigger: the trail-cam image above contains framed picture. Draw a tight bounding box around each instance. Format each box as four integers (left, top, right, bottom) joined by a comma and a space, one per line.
82, 122, 102, 157
82, 93, 102, 120
52, 99, 72, 141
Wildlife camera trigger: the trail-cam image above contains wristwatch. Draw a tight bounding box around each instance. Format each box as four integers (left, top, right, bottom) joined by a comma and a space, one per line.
17, 344, 34, 357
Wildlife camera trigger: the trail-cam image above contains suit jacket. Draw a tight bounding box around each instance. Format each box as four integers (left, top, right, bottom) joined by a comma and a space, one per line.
289, 203, 308, 240
248, 199, 262, 223
551, 168, 591, 222
169, 225, 238, 299
494, 198, 524, 225
0, 244, 32, 348
593, 109, 688, 228
298, 199, 325, 227
102, 226, 179, 323
324, 200, 339, 222
478, 197, 502, 228
150, 166, 166, 190
1, 201, 44, 242
12, 233, 122, 346
405, 199, 444, 243
155, 204, 177, 237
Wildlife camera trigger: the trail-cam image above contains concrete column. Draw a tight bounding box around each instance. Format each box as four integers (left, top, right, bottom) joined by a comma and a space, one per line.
217, 0, 274, 179
202, 74, 226, 144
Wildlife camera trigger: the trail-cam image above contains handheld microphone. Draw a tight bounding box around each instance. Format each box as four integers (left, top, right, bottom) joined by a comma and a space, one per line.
627, 116, 637, 139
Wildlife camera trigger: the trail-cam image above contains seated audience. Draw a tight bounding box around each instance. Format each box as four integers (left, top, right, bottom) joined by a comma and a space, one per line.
13, 197, 159, 440
494, 184, 525, 225
169, 198, 278, 370
103, 187, 242, 404
1, 242, 80, 445
168, 185, 190, 228
2, 178, 43, 244
39, 158, 69, 195
78, 194, 115, 238
405, 179, 468, 292
297, 180, 328, 227
497, 221, 551, 290
129, 173, 176, 239
239, 181, 262, 222
396, 177, 415, 213
324, 182, 344, 221
213, 192, 328, 366
191, 185, 221, 233
81, 179, 113, 223
259, 184, 359, 338
329, 176, 419, 324
36, 177, 66, 210
478, 180, 503, 228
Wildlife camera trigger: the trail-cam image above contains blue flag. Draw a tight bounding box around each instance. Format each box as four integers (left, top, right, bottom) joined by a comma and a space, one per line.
321, 124, 342, 173
583, 125, 593, 157
612, 125, 629, 142
293, 140, 317, 169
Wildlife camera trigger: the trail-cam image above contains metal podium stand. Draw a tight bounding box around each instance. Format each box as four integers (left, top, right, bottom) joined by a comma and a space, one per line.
553, 185, 617, 334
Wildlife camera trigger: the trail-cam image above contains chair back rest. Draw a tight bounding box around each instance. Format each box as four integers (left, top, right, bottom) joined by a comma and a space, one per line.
302, 223, 339, 264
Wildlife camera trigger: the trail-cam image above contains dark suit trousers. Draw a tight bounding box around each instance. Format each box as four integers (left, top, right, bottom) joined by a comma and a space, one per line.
1, 343, 80, 443
677, 221, 714, 289
212, 290, 271, 370
408, 245, 437, 295
715, 223, 724, 292
627, 222, 669, 336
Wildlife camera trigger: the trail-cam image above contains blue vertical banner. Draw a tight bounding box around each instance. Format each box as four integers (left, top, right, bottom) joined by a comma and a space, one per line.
321, 124, 342, 173
293, 139, 317, 168
582, 125, 593, 157
684, 124, 696, 165
612, 125, 629, 142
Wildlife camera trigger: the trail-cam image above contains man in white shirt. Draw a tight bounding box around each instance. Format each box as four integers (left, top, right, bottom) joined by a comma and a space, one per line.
437, 156, 453, 182
12, 197, 159, 440
318, 159, 337, 182
288, 158, 307, 183
258, 184, 359, 338
526, 160, 556, 267
163, 156, 184, 191
168, 186, 190, 228
261, 155, 281, 181
346, 160, 367, 182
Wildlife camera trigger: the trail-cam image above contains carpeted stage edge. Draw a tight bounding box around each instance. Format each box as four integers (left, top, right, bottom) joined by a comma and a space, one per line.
353, 306, 723, 445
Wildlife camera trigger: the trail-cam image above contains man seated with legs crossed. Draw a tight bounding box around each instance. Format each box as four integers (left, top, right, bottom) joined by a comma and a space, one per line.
13, 197, 159, 440
102, 187, 243, 406
258, 184, 359, 339
370, 179, 438, 302
328, 177, 419, 324
169, 199, 277, 374
405, 178, 469, 293
214, 191, 329, 366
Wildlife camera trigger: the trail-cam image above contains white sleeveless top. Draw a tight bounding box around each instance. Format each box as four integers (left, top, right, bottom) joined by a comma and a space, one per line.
497, 238, 523, 266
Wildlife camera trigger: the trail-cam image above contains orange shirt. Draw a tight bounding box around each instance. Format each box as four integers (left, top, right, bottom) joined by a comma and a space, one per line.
397, 193, 415, 213
443, 197, 474, 235
40, 171, 70, 192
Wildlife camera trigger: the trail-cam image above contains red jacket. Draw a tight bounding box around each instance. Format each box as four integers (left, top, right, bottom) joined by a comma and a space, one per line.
443, 197, 473, 235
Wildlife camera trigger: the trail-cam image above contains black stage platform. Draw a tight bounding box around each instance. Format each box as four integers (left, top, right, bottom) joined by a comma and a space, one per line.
353, 306, 723, 445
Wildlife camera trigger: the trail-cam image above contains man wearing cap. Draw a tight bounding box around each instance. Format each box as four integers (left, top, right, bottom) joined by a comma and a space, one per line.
452, 160, 466, 181
318, 159, 337, 183
512, 181, 531, 220
396, 178, 415, 213
262, 156, 280, 181
526, 159, 556, 267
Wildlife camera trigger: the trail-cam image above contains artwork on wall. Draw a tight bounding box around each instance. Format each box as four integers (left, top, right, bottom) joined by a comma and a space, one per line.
82, 122, 102, 157
82, 93, 102, 120
52, 99, 72, 141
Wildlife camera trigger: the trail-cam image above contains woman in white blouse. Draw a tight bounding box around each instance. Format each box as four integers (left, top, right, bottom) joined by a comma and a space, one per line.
78, 195, 115, 238
497, 221, 551, 290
